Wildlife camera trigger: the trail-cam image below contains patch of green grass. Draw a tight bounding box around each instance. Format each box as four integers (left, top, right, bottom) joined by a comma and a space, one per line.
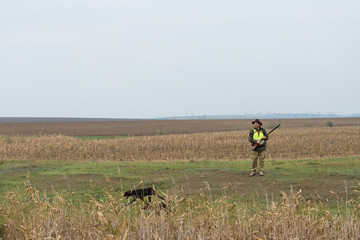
1, 157, 359, 207
267, 157, 360, 180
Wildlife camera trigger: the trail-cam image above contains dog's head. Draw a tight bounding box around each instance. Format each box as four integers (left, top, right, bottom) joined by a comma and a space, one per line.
123, 190, 132, 199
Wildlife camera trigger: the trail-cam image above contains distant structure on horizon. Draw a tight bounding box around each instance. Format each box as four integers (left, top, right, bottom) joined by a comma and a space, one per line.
159, 113, 360, 120
0, 113, 359, 123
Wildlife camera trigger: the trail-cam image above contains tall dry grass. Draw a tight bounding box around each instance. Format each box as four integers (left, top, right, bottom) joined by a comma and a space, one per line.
1, 181, 360, 239
0, 126, 359, 161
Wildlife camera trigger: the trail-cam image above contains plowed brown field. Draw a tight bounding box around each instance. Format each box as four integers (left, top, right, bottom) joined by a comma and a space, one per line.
0, 117, 359, 136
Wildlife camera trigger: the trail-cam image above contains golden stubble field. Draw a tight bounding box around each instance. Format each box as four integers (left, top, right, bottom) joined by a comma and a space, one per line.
0, 126, 359, 161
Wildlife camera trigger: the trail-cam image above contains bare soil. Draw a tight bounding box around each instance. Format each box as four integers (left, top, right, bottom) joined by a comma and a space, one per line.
30, 168, 360, 204
0, 118, 359, 136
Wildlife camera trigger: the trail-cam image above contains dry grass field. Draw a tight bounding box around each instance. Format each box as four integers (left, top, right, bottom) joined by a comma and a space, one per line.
1, 119, 360, 239
2, 181, 360, 240
0, 117, 359, 136
0, 126, 359, 161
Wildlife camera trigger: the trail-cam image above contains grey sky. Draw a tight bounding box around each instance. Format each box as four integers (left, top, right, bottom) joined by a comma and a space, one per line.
1, 0, 359, 118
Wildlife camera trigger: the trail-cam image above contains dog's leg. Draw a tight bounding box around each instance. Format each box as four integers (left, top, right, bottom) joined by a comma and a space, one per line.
160, 202, 169, 211
139, 196, 148, 205
126, 197, 137, 206
139, 196, 151, 209
154, 193, 171, 213
155, 193, 165, 201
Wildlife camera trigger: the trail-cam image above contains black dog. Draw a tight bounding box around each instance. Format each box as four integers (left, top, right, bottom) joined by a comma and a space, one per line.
123, 187, 166, 206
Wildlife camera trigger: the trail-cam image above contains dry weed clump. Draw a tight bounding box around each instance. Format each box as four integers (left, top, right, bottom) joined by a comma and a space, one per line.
0, 126, 359, 161
1, 182, 360, 239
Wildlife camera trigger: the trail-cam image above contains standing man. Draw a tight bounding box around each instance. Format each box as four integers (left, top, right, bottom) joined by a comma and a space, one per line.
248, 119, 268, 176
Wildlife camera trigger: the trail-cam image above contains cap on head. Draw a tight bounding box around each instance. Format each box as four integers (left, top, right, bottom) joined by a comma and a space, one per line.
252, 119, 262, 126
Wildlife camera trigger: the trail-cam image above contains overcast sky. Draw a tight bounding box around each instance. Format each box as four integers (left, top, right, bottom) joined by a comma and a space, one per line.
1, 0, 359, 118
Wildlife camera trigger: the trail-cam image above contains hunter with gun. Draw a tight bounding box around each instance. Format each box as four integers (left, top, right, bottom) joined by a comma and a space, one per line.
248, 119, 280, 177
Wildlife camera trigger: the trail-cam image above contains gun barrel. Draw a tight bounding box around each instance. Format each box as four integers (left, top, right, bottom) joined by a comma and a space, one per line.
251, 124, 280, 150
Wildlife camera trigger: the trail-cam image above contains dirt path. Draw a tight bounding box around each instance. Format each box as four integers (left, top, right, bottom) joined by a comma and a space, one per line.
30, 168, 360, 204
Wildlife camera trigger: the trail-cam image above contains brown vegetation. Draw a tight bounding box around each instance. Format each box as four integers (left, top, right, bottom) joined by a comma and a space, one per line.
1, 182, 360, 239
0, 126, 359, 161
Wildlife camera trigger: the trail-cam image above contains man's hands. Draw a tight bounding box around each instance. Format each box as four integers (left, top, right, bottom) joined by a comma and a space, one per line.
257, 136, 267, 144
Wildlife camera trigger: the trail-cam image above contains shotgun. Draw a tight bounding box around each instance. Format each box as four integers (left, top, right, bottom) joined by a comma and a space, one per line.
252, 124, 281, 150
